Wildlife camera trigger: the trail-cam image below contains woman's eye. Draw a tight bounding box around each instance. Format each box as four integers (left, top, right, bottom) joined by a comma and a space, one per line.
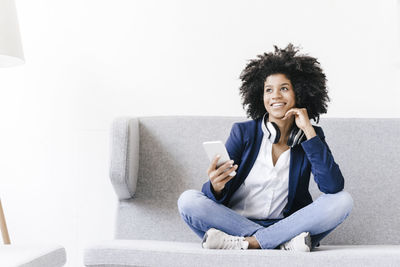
265, 88, 272, 93
281, 87, 288, 91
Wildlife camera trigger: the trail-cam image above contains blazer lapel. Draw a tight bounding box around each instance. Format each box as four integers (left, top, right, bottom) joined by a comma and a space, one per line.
286, 145, 304, 213
237, 118, 264, 187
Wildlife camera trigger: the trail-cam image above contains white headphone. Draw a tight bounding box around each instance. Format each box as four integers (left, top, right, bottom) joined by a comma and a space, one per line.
262, 112, 306, 147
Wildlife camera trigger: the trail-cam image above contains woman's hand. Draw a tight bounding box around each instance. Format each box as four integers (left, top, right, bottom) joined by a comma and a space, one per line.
282, 108, 317, 139
207, 155, 238, 197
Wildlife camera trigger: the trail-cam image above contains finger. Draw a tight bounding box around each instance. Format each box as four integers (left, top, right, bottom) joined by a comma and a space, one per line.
209, 170, 218, 181
215, 160, 234, 176
284, 109, 294, 117
283, 109, 298, 120
207, 154, 221, 174
214, 164, 238, 183
215, 172, 236, 185
285, 108, 298, 116
209, 160, 231, 179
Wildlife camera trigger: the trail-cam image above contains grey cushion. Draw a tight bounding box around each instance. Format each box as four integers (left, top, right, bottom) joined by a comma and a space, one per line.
84, 240, 400, 267
85, 116, 400, 266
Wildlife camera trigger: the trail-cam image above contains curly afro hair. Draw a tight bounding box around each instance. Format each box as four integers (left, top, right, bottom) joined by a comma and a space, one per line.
239, 43, 329, 123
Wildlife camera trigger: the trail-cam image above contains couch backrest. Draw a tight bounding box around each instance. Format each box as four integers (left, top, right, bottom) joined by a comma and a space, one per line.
111, 116, 400, 245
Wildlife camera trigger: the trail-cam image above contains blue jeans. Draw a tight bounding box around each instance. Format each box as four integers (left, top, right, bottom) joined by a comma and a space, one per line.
177, 189, 353, 250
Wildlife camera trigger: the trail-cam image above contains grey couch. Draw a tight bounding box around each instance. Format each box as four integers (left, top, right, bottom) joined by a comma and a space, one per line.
84, 116, 400, 267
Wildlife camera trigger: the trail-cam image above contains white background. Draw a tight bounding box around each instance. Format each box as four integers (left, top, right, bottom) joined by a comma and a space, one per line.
1, 0, 399, 266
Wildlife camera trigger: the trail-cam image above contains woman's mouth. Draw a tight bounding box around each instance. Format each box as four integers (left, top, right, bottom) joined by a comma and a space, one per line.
271, 102, 286, 109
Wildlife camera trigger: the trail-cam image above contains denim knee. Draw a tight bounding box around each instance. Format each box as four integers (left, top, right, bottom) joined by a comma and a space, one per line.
177, 189, 204, 216
324, 190, 354, 219
334, 191, 353, 215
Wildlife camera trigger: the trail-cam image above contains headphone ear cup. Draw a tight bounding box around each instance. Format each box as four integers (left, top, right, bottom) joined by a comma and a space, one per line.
287, 125, 306, 147
266, 121, 280, 144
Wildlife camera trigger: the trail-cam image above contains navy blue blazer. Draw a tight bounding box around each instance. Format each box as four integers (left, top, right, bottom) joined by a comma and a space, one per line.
201, 117, 345, 218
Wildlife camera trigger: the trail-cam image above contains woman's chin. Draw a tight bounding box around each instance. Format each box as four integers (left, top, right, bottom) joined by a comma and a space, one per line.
268, 112, 286, 120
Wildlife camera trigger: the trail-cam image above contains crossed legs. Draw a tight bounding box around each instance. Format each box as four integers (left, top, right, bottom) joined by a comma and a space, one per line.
177, 189, 353, 249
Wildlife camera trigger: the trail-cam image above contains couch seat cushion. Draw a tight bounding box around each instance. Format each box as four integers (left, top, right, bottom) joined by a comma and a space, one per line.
84, 240, 400, 267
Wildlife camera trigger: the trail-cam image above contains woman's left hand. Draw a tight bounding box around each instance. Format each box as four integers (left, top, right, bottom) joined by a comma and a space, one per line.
282, 108, 317, 139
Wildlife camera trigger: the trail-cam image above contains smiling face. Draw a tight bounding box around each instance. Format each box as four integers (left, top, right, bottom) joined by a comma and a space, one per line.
263, 73, 296, 120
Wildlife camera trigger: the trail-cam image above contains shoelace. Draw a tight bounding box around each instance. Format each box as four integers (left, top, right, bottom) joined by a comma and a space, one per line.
222, 236, 244, 249
282, 243, 294, 250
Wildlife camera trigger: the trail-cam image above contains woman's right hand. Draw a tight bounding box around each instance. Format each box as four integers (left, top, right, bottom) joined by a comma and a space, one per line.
207, 155, 238, 196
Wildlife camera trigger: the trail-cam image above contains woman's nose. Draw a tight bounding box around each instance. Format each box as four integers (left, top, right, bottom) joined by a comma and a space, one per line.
271, 89, 282, 98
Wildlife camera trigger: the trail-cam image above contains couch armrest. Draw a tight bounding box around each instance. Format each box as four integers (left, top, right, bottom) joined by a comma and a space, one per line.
110, 117, 139, 200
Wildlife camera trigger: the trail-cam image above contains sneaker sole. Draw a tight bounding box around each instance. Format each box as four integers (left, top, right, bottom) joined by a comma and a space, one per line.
304, 232, 311, 251
280, 232, 312, 252
201, 231, 209, 248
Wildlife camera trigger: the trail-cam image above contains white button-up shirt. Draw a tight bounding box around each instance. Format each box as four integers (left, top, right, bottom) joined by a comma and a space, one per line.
228, 120, 291, 219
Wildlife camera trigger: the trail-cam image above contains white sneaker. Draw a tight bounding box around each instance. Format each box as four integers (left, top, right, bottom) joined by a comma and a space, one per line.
279, 232, 311, 252
202, 228, 249, 250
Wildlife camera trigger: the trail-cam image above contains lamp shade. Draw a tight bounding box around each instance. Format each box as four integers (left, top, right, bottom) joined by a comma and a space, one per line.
0, 0, 24, 67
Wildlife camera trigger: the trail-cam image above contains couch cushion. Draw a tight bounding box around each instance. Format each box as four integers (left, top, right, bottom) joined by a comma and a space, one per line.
0, 244, 66, 267
84, 240, 400, 267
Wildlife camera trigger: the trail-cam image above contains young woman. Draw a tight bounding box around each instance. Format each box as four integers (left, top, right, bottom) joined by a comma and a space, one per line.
177, 44, 353, 251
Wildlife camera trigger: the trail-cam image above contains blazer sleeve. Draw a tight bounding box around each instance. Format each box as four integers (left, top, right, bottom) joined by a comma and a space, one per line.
201, 122, 243, 203
301, 126, 345, 193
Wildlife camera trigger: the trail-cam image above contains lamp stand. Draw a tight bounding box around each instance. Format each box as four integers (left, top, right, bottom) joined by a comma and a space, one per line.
0, 199, 11, 244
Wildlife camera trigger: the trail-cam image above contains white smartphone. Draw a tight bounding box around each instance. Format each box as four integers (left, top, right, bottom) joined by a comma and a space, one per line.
202, 141, 236, 176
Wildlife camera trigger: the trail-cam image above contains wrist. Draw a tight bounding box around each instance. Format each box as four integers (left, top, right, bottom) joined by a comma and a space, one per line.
213, 189, 222, 200
211, 183, 222, 196
303, 125, 317, 140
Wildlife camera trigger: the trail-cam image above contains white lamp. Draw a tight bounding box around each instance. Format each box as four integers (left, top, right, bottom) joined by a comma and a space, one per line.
0, 0, 24, 67
0, 0, 25, 245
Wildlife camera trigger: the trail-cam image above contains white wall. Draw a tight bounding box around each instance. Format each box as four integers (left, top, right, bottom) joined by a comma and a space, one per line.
1, 0, 399, 266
